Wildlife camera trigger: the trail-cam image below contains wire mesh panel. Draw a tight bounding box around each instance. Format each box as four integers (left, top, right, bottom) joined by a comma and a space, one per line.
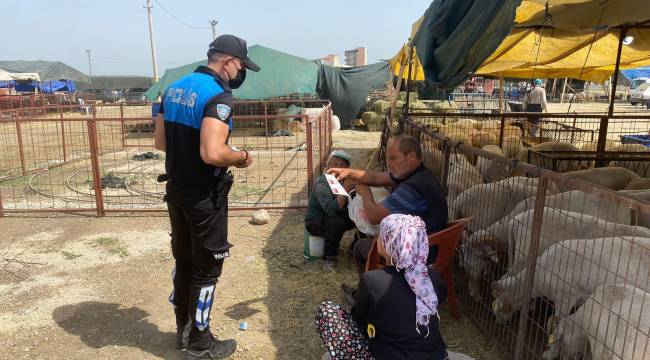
392, 118, 650, 359
0, 100, 332, 215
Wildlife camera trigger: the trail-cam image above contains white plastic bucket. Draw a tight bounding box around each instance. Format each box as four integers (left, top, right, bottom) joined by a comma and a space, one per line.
303, 228, 325, 260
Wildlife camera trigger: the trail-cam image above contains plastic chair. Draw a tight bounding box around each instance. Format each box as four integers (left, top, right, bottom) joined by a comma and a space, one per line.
365, 218, 472, 320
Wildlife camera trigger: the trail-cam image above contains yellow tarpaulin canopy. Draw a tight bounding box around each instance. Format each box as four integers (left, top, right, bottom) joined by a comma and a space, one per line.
476, 0, 650, 82
392, 0, 650, 83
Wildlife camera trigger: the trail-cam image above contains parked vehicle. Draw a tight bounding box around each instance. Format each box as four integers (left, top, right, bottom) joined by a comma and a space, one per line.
81, 89, 123, 103
124, 88, 149, 104
629, 82, 650, 107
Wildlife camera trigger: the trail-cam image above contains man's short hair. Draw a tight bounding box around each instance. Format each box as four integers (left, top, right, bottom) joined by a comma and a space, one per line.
207, 51, 227, 64
391, 135, 422, 159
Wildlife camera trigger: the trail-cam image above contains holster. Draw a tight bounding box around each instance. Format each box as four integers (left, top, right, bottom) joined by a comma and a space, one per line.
213, 170, 234, 210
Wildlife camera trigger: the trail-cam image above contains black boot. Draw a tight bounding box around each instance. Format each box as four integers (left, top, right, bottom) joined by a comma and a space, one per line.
175, 308, 191, 349
185, 327, 237, 359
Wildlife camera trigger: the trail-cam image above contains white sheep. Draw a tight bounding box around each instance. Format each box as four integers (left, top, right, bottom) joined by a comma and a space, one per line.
450, 177, 555, 232
471, 131, 498, 149
560, 167, 640, 191
515, 142, 581, 172
502, 135, 523, 158
624, 178, 650, 190
476, 145, 508, 183
461, 205, 650, 300
543, 284, 650, 360
492, 236, 650, 323
609, 144, 650, 178
447, 153, 482, 201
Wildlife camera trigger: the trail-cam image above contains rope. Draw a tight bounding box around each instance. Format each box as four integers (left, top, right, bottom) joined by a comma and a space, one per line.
153, 0, 211, 30
566, 0, 609, 113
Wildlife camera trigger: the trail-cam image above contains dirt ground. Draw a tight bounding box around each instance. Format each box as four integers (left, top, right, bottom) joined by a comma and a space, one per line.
0, 130, 499, 360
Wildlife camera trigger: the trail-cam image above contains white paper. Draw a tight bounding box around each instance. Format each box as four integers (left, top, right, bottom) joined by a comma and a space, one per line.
324, 174, 350, 197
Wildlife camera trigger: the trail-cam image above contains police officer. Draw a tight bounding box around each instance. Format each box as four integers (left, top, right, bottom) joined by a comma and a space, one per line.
154, 34, 260, 359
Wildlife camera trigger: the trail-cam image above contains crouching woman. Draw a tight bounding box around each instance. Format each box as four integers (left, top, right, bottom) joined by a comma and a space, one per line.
315, 214, 449, 360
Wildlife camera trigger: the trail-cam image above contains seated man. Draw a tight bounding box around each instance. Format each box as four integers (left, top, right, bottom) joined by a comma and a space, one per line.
328, 135, 448, 273
304, 150, 356, 265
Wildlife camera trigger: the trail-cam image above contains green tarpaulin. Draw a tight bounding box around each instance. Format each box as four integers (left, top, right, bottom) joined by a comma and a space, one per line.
413, 0, 520, 89
77, 76, 153, 91
0, 60, 90, 83
145, 45, 318, 100
316, 62, 391, 128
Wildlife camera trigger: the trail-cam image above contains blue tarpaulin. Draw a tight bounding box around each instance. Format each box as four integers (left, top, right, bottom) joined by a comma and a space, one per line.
622, 67, 650, 81
4, 80, 76, 93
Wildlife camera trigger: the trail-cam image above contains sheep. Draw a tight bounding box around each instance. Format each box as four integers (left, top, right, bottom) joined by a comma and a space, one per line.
579, 140, 616, 152
609, 144, 650, 178
515, 142, 581, 172
462, 205, 650, 298
560, 167, 640, 191
502, 135, 523, 158
471, 131, 498, 149
447, 153, 482, 201
422, 146, 444, 177
491, 236, 650, 323
624, 178, 650, 190
543, 284, 650, 360
476, 145, 509, 183
505, 208, 650, 275
450, 177, 555, 232
619, 189, 650, 229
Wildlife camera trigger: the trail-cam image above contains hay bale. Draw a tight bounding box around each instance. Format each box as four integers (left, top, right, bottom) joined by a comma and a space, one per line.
371, 100, 391, 114
398, 91, 418, 102
471, 131, 498, 149
409, 101, 429, 111
362, 111, 382, 132
430, 100, 459, 111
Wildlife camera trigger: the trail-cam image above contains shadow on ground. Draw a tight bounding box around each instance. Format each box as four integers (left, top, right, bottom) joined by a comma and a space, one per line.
53, 301, 180, 359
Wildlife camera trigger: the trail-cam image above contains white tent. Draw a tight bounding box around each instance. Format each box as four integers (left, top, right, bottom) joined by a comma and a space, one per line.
0, 69, 41, 81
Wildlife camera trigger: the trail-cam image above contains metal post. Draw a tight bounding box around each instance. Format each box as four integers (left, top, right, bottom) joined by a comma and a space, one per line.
440, 140, 452, 195
86, 49, 93, 89
144, 0, 160, 81
60, 108, 67, 162
499, 74, 504, 113
120, 103, 126, 148
608, 29, 627, 118
404, 43, 415, 122
498, 116, 506, 148
87, 114, 105, 217
513, 175, 549, 360
15, 120, 26, 176
209, 20, 218, 40
596, 116, 609, 167
306, 120, 314, 193
560, 78, 568, 104
263, 101, 269, 150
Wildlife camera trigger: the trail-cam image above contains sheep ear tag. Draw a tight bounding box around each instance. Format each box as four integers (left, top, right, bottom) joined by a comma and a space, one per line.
367, 324, 376, 339
491, 300, 498, 312
547, 335, 556, 345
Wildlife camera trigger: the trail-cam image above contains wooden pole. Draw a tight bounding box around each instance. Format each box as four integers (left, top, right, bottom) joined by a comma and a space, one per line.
551, 78, 558, 99
388, 45, 411, 122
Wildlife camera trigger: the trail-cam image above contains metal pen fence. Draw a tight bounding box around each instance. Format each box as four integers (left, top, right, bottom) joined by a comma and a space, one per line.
0, 100, 332, 216
391, 117, 650, 359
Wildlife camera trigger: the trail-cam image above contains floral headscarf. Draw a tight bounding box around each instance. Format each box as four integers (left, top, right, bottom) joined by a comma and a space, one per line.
379, 214, 438, 331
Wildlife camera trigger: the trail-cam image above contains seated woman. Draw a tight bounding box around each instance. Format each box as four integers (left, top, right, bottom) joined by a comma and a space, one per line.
315, 214, 449, 360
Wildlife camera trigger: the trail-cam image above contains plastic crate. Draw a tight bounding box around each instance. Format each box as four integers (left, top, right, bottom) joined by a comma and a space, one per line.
619, 134, 650, 147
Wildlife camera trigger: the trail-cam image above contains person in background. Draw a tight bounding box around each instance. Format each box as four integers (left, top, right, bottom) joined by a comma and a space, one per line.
523, 79, 547, 137
304, 150, 356, 266
315, 214, 449, 360
328, 135, 448, 274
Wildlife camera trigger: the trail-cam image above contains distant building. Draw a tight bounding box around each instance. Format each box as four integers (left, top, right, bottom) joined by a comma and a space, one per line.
344, 47, 367, 67
319, 54, 340, 66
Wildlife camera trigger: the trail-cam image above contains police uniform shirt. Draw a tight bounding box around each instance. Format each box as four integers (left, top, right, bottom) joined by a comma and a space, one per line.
159, 66, 233, 187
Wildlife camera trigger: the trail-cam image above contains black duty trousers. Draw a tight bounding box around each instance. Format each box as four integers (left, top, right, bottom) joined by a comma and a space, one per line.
166, 182, 232, 332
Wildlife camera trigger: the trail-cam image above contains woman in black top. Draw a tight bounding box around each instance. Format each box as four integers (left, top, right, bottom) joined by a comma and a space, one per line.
316, 214, 448, 360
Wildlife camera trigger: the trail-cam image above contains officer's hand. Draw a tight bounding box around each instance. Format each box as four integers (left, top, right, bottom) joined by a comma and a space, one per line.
235, 152, 254, 168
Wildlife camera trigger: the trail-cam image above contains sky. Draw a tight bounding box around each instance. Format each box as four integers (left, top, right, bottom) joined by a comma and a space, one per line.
2, 0, 431, 77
